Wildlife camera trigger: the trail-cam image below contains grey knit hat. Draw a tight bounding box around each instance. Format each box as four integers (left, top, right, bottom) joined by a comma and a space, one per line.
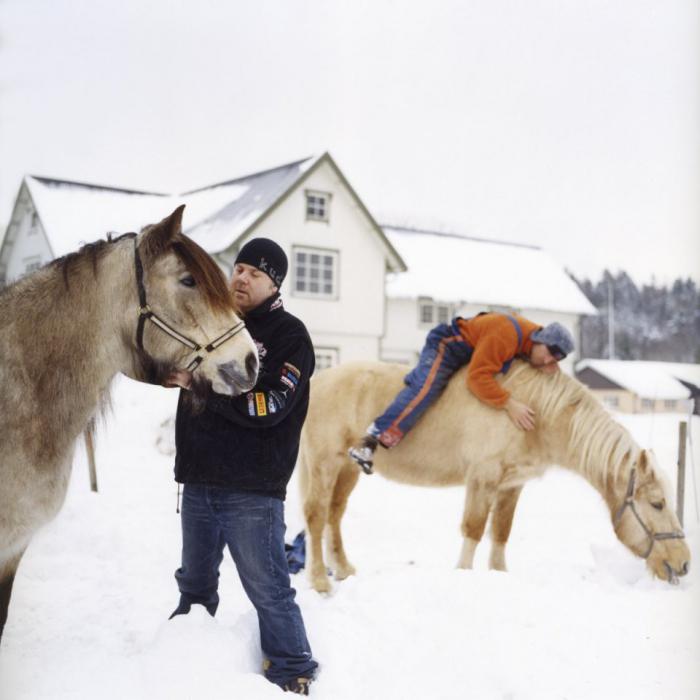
530, 322, 575, 359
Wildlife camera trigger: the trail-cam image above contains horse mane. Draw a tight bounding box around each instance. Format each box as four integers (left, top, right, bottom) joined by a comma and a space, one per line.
48, 229, 235, 314
502, 362, 639, 488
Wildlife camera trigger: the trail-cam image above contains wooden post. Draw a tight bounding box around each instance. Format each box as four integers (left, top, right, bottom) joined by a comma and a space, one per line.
84, 421, 98, 493
677, 421, 687, 527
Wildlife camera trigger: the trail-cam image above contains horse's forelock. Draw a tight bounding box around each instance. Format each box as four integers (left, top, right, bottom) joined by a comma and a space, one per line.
169, 235, 235, 314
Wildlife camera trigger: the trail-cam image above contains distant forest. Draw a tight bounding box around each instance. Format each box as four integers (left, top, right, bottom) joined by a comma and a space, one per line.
572, 272, 700, 363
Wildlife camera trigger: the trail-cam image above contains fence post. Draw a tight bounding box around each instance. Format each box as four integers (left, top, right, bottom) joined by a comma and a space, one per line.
84, 422, 98, 493
677, 421, 687, 527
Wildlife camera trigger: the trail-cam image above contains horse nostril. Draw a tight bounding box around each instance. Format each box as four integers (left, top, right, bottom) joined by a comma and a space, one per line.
682, 561, 689, 576
245, 351, 258, 378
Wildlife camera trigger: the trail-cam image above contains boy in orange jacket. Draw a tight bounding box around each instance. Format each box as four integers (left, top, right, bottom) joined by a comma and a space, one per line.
349, 313, 574, 474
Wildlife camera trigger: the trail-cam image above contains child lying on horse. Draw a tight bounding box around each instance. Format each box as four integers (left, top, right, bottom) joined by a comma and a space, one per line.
348, 312, 575, 474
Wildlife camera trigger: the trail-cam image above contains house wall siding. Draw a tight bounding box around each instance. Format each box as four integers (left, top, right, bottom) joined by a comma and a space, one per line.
227, 161, 388, 362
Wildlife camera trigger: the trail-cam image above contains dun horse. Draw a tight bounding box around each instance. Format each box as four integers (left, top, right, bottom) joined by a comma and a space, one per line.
0, 206, 259, 642
300, 361, 690, 593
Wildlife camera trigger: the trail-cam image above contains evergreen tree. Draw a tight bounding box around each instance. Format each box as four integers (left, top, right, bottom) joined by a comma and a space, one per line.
572, 272, 700, 362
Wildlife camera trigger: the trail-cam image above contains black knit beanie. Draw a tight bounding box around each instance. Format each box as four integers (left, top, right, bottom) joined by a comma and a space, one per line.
235, 238, 287, 287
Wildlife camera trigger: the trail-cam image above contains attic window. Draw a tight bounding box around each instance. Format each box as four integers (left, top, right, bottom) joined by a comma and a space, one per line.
305, 190, 330, 222
28, 212, 40, 235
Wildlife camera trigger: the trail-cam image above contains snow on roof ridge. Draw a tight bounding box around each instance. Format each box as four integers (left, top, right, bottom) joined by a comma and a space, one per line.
181, 155, 315, 194
28, 175, 168, 197
382, 223, 541, 251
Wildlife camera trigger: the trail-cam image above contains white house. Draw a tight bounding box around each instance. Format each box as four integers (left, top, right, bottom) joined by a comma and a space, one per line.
1, 155, 596, 373
380, 226, 597, 373
0, 154, 406, 368
575, 359, 700, 414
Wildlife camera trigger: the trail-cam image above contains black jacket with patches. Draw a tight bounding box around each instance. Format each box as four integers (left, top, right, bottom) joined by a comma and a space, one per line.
174, 293, 314, 500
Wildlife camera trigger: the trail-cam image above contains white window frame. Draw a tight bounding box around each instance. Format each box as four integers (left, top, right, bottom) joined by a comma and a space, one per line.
292, 246, 339, 300
23, 255, 42, 274
314, 347, 339, 371
418, 299, 451, 327
28, 211, 40, 236
305, 189, 331, 222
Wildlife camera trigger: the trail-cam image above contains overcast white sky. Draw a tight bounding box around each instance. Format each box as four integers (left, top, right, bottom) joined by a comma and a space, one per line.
1, 0, 698, 284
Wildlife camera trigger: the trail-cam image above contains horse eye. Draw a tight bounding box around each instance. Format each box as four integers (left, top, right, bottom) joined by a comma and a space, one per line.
180, 275, 196, 288
651, 501, 664, 511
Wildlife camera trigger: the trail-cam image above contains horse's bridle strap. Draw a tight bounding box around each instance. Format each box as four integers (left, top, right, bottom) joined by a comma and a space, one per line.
132, 238, 246, 373
613, 468, 685, 559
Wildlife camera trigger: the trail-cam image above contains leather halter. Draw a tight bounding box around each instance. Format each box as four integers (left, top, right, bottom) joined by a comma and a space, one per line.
132, 237, 246, 372
613, 468, 685, 560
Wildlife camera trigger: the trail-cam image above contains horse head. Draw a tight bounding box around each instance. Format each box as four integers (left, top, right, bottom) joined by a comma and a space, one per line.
127, 205, 258, 397
613, 449, 690, 584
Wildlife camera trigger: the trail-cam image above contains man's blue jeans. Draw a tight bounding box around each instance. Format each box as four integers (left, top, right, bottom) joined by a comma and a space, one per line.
173, 484, 318, 686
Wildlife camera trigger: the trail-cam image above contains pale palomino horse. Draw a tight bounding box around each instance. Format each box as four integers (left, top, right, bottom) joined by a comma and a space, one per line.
299, 361, 690, 593
0, 206, 259, 642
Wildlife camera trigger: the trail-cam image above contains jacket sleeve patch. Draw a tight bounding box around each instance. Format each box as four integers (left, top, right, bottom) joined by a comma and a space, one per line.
280, 374, 296, 390
284, 362, 301, 379
254, 392, 268, 416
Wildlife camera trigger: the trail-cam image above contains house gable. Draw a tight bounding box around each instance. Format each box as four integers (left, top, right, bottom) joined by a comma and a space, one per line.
0, 181, 53, 285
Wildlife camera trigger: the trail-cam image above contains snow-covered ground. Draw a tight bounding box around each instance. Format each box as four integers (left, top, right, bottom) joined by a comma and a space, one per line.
1, 377, 699, 700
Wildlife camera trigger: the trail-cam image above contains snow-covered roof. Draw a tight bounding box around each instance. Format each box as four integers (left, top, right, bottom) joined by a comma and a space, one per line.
24, 157, 317, 257
384, 226, 596, 315
576, 359, 700, 400
184, 156, 318, 252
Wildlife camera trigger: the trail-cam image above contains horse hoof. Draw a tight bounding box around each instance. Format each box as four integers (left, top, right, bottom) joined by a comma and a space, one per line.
334, 565, 356, 581
311, 577, 332, 593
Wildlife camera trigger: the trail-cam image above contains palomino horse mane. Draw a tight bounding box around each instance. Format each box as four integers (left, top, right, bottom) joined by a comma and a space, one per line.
502, 362, 638, 489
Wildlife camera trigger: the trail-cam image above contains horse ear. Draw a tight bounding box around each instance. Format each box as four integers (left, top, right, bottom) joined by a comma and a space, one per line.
638, 449, 649, 473
139, 205, 186, 259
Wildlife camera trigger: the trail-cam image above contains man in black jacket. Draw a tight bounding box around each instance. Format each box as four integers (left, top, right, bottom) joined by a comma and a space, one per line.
168, 238, 318, 696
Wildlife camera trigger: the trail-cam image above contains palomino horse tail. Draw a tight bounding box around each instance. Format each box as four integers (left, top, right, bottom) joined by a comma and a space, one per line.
0, 550, 26, 645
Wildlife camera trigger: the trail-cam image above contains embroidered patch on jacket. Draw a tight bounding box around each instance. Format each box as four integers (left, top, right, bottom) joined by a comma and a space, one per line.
280, 374, 296, 390
269, 296, 284, 311
283, 362, 301, 378
246, 392, 255, 416
255, 392, 267, 416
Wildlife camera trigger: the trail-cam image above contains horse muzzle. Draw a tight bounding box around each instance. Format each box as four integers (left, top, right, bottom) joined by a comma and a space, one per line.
217, 352, 258, 394
664, 559, 690, 586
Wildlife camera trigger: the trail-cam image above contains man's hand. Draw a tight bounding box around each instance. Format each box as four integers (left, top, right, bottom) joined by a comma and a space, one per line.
505, 397, 536, 431
164, 369, 193, 390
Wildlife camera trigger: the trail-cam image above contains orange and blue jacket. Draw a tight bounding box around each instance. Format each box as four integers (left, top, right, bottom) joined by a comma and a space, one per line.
455, 313, 540, 408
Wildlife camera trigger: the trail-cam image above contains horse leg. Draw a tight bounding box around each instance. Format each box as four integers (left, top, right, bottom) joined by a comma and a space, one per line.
302, 455, 336, 594
488, 485, 524, 571
326, 464, 360, 580
457, 479, 497, 569
0, 549, 26, 645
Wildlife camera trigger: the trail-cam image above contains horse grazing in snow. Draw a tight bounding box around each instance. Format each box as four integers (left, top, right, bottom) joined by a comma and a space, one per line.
299, 361, 690, 593
0, 206, 259, 642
